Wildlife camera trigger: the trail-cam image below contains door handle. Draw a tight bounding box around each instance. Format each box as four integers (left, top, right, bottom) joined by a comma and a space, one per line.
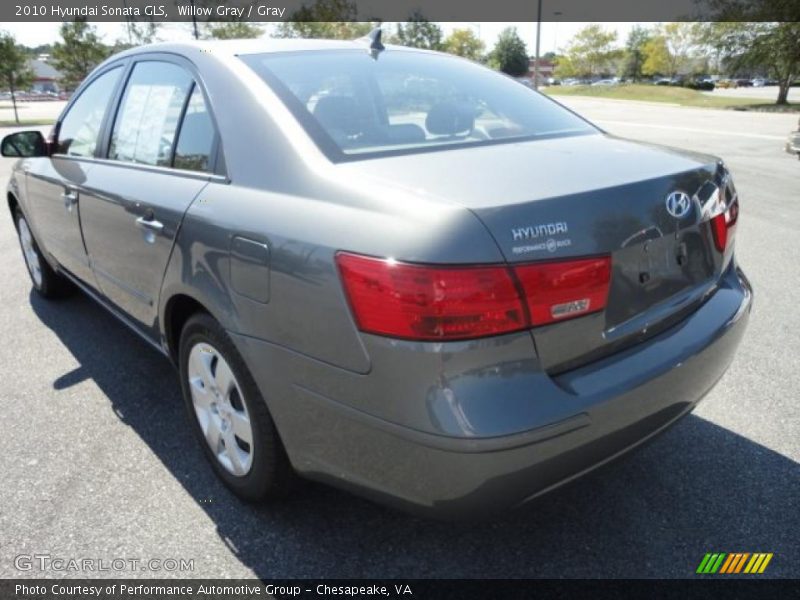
135, 215, 164, 233
61, 189, 78, 209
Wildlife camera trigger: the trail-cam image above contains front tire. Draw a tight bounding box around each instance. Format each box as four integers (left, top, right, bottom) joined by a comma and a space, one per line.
14, 209, 72, 298
179, 312, 293, 501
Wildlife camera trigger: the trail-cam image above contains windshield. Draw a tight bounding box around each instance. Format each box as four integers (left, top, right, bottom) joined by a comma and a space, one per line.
241, 49, 598, 161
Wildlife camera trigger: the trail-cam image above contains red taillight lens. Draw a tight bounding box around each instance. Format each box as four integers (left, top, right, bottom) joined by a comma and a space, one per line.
514, 257, 612, 325
711, 199, 739, 252
336, 252, 526, 341
337, 252, 613, 341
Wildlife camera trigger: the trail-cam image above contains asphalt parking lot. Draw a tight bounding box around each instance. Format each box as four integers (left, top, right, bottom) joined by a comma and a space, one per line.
0, 98, 797, 579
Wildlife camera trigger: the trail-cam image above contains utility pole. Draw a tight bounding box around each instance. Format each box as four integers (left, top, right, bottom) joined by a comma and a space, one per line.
190, 0, 199, 40
533, 0, 542, 89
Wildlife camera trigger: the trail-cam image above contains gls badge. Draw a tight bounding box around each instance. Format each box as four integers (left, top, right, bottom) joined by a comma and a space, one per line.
665, 191, 692, 219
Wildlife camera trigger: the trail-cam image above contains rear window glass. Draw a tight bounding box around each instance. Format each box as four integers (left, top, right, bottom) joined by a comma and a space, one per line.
242, 50, 596, 161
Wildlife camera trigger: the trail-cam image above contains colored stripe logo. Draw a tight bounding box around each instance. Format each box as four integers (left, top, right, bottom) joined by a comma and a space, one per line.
696, 552, 773, 574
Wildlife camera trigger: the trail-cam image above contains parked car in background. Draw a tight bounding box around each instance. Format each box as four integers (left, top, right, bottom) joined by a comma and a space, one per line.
591, 79, 616, 86
752, 78, 766, 87
735, 79, 753, 88
1, 36, 751, 518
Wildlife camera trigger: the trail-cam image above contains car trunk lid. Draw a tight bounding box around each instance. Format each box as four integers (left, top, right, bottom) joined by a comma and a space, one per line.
338, 133, 735, 371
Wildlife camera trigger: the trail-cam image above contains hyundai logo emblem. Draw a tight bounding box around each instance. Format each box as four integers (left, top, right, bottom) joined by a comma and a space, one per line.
665, 191, 692, 219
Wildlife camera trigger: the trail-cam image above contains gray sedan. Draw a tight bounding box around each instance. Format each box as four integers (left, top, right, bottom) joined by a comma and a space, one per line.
2, 33, 751, 518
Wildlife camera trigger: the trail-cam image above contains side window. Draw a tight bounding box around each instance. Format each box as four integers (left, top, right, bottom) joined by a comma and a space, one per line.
109, 61, 192, 167
57, 67, 122, 157
173, 86, 215, 172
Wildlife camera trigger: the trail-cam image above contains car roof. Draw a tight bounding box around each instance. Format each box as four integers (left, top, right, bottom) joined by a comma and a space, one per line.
115, 38, 420, 59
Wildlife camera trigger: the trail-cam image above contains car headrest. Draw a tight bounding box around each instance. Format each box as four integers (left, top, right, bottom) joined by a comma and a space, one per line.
313, 96, 361, 137
425, 101, 475, 136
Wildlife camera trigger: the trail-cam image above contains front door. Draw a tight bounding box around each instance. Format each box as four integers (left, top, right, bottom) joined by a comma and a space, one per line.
25, 66, 123, 286
78, 59, 220, 335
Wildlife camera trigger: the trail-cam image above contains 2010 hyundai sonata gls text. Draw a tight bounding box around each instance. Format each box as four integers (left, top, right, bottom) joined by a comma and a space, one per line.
2, 35, 751, 518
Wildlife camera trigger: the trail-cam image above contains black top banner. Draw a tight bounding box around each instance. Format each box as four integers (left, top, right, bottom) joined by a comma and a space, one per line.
2, 0, 800, 22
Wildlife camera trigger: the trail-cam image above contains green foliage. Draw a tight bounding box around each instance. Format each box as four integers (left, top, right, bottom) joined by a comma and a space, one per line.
0, 30, 35, 124
52, 21, 110, 90
24, 43, 53, 57
392, 12, 443, 50
621, 25, 651, 81
488, 27, 529, 77
698, 21, 800, 104
274, 0, 371, 39
207, 22, 263, 39
641, 36, 671, 76
443, 28, 485, 61
554, 25, 620, 78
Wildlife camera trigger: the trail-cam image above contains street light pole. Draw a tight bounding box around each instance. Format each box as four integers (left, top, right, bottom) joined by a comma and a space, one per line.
533, 0, 542, 90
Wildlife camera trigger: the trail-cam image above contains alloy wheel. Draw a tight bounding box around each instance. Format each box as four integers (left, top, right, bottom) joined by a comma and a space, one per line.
187, 343, 254, 477
18, 218, 43, 288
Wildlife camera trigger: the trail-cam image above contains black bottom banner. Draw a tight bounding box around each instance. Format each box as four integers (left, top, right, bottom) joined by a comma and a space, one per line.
3, 579, 800, 600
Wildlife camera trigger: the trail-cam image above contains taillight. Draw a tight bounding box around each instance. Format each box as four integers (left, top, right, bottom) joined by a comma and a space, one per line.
514, 257, 611, 325
336, 252, 612, 341
335, 252, 526, 341
711, 198, 739, 252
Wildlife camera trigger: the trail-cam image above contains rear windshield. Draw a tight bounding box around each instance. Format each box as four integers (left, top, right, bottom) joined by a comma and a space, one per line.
241, 49, 597, 161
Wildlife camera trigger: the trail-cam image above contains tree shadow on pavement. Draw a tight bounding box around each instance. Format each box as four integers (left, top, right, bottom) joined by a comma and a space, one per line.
30, 290, 800, 579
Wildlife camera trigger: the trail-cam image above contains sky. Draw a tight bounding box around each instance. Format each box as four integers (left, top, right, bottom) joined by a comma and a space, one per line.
0, 21, 646, 54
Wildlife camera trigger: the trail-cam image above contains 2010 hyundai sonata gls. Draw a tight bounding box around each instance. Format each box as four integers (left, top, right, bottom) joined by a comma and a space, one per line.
2, 35, 751, 518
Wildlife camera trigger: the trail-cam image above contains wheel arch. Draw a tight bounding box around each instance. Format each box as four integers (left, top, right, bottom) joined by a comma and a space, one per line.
7, 191, 20, 226
163, 293, 212, 364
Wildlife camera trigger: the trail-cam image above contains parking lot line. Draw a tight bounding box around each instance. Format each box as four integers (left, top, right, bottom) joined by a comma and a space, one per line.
596, 120, 786, 141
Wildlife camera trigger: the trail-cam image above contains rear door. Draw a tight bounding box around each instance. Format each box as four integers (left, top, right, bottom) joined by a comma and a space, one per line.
25, 65, 124, 286
78, 56, 222, 336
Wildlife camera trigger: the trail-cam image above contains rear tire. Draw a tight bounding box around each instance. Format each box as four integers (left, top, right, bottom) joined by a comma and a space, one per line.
14, 208, 73, 298
179, 312, 294, 501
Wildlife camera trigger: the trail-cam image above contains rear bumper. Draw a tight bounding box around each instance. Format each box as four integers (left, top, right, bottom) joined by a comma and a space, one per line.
232, 263, 752, 519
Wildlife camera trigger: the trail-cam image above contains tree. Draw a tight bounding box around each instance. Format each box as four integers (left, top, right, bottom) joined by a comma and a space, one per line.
488, 27, 529, 77
114, 21, 161, 50
207, 22, 263, 39
659, 23, 697, 77
700, 22, 800, 105
0, 31, 35, 124
52, 21, 109, 90
392, 12, 443, 50
443, 28, 484, 61
274, 0, 371, 40
128, 21, 160, 45
641, 36, 671, 77
621, 25, 651, 81
555, 25, 620, 79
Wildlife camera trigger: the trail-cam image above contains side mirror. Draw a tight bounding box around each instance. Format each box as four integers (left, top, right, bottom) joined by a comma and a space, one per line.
1, 131, 48, 158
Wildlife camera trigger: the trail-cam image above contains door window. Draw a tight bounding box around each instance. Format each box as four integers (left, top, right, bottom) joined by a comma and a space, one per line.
173, 86, 215, 172
56, 67, 122, 157
109, 61, 193, 167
